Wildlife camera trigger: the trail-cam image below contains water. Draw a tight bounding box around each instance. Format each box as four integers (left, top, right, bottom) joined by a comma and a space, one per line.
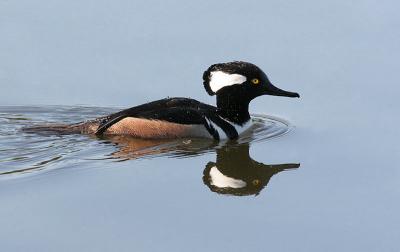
1, 103, 398, 252
0, 106, 306, 251
0, 106, 294, 180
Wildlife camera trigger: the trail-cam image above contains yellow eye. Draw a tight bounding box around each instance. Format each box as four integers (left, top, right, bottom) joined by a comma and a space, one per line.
251, 78, 260, 85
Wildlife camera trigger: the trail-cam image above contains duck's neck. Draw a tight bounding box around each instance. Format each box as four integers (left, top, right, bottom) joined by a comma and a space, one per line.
216, 92, 251, 125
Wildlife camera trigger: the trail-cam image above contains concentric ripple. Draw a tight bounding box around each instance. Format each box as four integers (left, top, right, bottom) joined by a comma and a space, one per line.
0, 106, 293, 179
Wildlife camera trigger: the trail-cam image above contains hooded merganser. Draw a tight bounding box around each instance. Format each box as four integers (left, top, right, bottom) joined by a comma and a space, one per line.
28, 61, 299, 140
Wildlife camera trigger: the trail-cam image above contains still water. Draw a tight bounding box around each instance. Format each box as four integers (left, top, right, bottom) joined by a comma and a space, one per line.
1, 104, 399, 252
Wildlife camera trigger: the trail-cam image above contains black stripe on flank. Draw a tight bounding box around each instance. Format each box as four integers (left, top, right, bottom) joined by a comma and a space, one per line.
95, 115, 126, 135
203, 118, 220, 140
206, 116, 238, 140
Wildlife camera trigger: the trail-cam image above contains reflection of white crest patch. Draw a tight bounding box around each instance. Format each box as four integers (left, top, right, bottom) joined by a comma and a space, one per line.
209, 71, 247, 93
209, 167, 247, 188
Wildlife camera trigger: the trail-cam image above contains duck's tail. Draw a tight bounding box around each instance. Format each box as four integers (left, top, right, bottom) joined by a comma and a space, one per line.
22, 121, 99, 135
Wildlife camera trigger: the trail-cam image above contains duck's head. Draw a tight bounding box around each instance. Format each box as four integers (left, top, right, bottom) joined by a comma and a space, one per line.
203, 61, 300, 101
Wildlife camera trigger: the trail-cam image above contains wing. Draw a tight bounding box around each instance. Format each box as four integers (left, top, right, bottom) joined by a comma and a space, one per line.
94, 97, 239, 140
94, 98, 216, 135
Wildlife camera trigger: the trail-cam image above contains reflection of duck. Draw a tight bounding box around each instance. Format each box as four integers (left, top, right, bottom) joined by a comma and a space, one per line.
95, 136, 299, 196
101, 135, 217, 160
203, 144, 299, 196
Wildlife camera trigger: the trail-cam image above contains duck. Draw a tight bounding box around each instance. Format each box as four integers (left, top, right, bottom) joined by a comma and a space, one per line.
26, 61, 299, 140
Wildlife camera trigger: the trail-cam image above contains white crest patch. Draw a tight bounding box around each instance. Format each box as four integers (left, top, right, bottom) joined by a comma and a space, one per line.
209, 167, 247, 188
209, 71, 247, 93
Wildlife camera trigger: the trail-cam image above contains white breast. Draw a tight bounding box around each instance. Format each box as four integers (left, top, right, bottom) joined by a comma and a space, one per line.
231, 119, 253, 136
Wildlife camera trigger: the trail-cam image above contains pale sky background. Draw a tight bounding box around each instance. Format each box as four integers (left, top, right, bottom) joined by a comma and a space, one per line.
1, 0, 398, 108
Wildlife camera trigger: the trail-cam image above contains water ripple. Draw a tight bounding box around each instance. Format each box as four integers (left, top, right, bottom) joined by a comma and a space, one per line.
0, 106, 293, 179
